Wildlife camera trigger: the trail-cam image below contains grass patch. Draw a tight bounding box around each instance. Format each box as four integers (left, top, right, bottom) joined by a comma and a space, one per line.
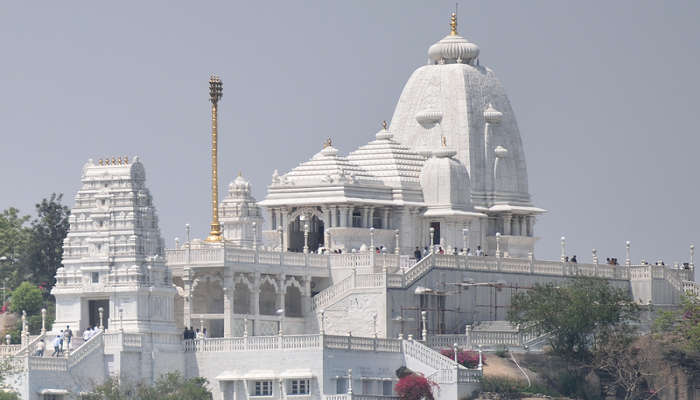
480, 376, 559, 397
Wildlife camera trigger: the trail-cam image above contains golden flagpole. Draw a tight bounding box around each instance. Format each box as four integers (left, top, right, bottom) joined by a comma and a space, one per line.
206, 75, 223, 242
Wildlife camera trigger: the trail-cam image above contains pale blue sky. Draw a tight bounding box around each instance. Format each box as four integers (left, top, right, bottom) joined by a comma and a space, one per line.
1, 1, 699, 271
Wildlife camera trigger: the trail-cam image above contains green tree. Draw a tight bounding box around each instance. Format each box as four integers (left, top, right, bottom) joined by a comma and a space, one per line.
9, 282, 43, 316
508, 276, 639, 361
0, 207, 32, 290
84, 372, 212, 400
24, 193, 70, 289
653, 294, 700, 354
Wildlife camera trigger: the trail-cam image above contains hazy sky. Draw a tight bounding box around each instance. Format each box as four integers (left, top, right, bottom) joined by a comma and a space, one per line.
1, 1, 699, 270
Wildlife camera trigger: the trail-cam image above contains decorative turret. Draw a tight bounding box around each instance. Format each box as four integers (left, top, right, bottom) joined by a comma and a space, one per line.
483, 103, 503, 124
52, 157, 177, 335
220, 173, 263, 247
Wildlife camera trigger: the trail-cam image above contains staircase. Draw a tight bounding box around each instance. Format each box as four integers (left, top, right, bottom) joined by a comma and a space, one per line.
402, 339, 481, 384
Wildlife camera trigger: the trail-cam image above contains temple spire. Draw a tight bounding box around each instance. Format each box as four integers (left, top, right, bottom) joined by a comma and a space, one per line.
450, 12, 457, 35
206, 75, 223, 242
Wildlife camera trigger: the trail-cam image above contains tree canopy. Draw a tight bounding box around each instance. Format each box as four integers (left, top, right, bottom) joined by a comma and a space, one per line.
0, 194, 69, 292
508, 276, 639, 361
9, 282, 43, 315
83, 372, 212, 400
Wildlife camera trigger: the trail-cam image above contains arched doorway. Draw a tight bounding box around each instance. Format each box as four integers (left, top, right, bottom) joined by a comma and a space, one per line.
288, 215, 324, 252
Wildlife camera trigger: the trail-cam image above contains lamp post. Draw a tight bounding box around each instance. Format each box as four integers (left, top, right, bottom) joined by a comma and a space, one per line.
98, 307, 104, 330
625, 241, 631, 267
691, 244, 695, 269
206, 75, 224, 242
453, 342, 458, 363
303, 223, 309, 254
41, 308, 46, 335
119, 308, 124, 332
495, 232, 502, 258
320, 309, 325, 335
277, 308, 285, 336
252, 221, 258, 250
277, 227, 283, 252
421, 311, 427, 341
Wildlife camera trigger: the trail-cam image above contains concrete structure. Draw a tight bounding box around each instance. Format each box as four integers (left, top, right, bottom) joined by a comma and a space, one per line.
2, 13, 698, 400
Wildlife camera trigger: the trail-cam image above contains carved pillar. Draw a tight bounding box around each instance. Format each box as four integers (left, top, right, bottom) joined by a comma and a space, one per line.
363, 206, 370, 228
279, 208, 287, 251
278, 274, 286, 318
329, 207, 336, 228
303, 277, 312, 317
252, 273, 261, 316
526, 216, 535, 237
368, 207, 375, 228
383, 208, 390, 230
223, 270, 234, 337
339, 206, 349, 227
502, 213, 512, 236
512, 216, 520, 236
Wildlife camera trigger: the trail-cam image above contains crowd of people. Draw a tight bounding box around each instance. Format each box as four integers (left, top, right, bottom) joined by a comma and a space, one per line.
183, 326, 207, 340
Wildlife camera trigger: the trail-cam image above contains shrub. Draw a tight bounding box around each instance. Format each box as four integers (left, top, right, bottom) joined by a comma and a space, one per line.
395, 374, 438, 400
494, 347, 509, 358
439, 349, 483, 368
480, 376, 558, 397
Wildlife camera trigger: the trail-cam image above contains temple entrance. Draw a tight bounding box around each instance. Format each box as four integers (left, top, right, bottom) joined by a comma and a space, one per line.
288, 215, 324, 252
430, 222, 440, 245
88, 299, 110, 330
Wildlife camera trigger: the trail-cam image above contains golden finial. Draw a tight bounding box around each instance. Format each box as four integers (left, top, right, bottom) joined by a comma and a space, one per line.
124, 156, 129, 164
98, 159, 103, 166
118, 156, 122, 165
450, 12, 457, 35
323, 137, 332, 148
238, 171, 242, 177
382, 120, 387, 130
111, 157, 116, 165
442, 136, 447, 147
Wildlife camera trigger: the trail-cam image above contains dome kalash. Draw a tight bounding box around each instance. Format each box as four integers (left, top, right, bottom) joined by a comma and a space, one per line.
260, 14, 545, 258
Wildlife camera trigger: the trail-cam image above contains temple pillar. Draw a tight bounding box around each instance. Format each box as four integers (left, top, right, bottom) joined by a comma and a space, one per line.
339, 206, 349, 227
278, 274, 286, 317
362, 206, 370, 228
512, 216, 520, 237
223, 269, 234, 337
252, 273, 261, 316
526, 216, 535, 237
383, 208, 390, 229
368, 207, 375, 228
329, 207, 336, 228
502, 213, 512, 235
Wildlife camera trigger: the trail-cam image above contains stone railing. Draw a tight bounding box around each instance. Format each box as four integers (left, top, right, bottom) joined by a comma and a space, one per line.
104, 332, 143, 350
183, 334, 401, 353
0, 345, 22, 357
325, 396, 399, 400
14, 334, 45, 357
312, 273, 386, 311
403, 338, 479, 384
426, 328, 549, 352
27, 330, 104, 371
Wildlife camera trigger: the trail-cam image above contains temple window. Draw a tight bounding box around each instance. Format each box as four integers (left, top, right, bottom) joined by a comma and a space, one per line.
372, 213, 382, 229
252, 381, 273, 397
284, 285, 302, 317
233, 282, 251, 314
288, 379, 310, 395
352, 209, 362, 227
258, 280, 277, 315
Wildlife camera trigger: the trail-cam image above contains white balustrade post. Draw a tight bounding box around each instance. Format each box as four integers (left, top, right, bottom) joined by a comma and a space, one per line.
625, 241, 631, 267
119, 308, 124, 332
5, 335, 10, 346
40, 308, 46, 335
303, 223, 309, 254
528, 250, 534, 274
421, 311, 428, 341
347, 369, 353, 395
453, 342, 458, 363
370, 227, 375, 250
477, 345, 483, 369
21, 311, 28, 346
98, 307, 104, 330
462, 228, 469, 255
465, 325, 472, 349
395, 229, 400, 255
592, 248, 598, 265
495, 232, 502, 258
560, 236, 566, 262
243, 317, 249, 338
175, 237, 180, 249
200, 319, 204, 337
429, 227, 435, 253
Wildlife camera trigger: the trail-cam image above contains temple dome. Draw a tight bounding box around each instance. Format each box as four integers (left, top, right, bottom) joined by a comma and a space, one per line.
419, 149, 473, 212
390, 25, 532, 207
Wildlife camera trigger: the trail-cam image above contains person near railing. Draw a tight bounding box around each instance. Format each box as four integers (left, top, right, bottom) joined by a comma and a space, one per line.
52, 334, 62, 357
34, 339, 45, 357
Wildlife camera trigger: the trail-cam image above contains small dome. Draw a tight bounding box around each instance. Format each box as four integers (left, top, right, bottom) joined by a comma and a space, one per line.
375, 121, 393, 140
229, 173, 251, 193
419, 150, 473, 210
483, 103, 503, 124
494, 146, 508, 158
415, 109, 443, 126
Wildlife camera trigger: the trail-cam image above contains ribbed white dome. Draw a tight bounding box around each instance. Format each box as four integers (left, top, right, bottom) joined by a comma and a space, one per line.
419, 150, 473, 210
428, 34, 480, 64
